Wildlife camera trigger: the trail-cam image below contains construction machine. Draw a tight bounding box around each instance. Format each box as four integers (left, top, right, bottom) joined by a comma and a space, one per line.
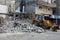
26, 12, 57, 31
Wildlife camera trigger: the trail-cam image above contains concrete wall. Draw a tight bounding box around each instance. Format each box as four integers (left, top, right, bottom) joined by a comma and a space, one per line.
0, 0, 15, 13
0, 5, 8, 13
0, 0, 11, 5
35, 6, 52, 15
42, 0, 55, 3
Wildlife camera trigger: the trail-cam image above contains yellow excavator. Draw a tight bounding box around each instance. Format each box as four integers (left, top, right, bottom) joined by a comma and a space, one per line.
26, 12, 57, 31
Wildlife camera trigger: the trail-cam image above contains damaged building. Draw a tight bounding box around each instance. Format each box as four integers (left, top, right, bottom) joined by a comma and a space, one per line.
35, 0, 56, 15
0, 0, 60, 33
15, 0, 56, 15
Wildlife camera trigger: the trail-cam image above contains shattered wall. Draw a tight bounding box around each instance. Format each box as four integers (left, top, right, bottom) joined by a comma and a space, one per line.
35, 5, 53, 15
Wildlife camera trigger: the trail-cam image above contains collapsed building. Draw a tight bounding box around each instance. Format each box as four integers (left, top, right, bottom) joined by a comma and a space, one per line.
0, 0, 60, 33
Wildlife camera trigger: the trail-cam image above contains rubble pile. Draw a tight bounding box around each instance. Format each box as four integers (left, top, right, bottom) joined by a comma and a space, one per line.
0, 17, 45, 33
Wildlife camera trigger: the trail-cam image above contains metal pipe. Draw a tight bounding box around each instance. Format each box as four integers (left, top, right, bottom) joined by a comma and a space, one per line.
22, 6, 25, 13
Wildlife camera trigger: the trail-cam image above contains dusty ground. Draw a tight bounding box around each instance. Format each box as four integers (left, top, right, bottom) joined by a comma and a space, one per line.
0, 30, 60, 40
0, 18, 60, 40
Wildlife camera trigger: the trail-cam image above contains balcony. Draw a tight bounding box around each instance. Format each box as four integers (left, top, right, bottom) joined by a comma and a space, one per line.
37, 0, 56, 8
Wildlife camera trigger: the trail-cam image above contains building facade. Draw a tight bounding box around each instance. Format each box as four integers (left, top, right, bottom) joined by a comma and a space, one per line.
0, 0, 56, 14
0, 0, 15, 13
35, 0, 56, 15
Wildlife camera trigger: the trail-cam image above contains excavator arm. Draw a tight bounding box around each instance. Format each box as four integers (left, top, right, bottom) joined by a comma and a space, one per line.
26, 13, 40, 25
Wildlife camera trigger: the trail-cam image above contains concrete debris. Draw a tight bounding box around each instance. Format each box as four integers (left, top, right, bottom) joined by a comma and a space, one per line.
0, 28, 6, 33
0, 17, 45, 33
